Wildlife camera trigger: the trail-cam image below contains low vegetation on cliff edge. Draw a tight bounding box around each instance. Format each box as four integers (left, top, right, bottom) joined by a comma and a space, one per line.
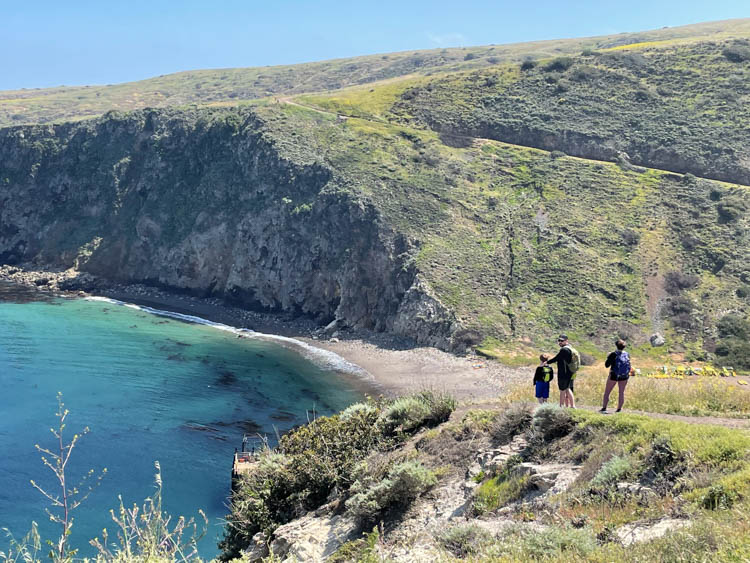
219, 391, 456, 560
220, 398, 750, 562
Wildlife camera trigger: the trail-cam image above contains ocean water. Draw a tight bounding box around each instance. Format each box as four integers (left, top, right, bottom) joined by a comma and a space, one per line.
0, 282, 365, 558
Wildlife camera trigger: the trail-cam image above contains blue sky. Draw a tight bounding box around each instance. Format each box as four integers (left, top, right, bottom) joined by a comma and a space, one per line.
1, 0, 747, 90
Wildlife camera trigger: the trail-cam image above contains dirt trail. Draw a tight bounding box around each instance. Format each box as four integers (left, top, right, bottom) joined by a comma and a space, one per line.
576, 404, 750, 429
278, 97, 349, 119
278, 97, 750, 189
452, 399, 750, 430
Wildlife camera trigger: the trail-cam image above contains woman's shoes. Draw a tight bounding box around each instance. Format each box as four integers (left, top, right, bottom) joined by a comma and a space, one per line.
615, 408, 622, 413
599, 407, 607, 413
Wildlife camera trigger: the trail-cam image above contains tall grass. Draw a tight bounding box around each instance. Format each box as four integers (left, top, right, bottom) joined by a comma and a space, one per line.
505, 372, 750, 417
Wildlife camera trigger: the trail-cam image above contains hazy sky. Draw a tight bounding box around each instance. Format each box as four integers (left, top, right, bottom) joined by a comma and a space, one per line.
2, 0, 747, 90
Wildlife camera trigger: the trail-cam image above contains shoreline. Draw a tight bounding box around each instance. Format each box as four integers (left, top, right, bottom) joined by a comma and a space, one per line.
0, 265, 528, 400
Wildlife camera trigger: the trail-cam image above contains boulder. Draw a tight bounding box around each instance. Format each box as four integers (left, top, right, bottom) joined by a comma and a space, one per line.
650, 333, 666, 347
268, 508, 358, 562
244, 532, 269, 562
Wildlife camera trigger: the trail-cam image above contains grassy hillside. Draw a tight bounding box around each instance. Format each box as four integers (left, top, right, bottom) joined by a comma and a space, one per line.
391, 38, 750, 185
273, 23, 750, 363
1, 19, 749, 128
250, 95, 749, 363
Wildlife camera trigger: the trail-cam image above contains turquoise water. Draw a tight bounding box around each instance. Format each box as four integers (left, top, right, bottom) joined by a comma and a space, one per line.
0, 283, 364, 558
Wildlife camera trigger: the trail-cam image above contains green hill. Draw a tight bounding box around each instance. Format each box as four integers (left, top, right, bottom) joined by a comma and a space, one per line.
1, 18, 749, 365
2, 18, 749, 128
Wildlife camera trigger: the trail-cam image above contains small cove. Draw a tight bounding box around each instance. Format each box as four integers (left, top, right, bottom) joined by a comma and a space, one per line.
0, 282, 366, 558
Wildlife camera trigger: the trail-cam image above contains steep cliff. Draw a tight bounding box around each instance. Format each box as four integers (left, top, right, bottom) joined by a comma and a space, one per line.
0, 107, 460, 347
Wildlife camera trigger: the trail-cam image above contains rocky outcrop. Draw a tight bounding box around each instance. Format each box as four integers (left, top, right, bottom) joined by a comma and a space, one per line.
263, 503, 359, 562
392, 275, 461, 351
0, 107, 461, 348
252, 434, 586, 562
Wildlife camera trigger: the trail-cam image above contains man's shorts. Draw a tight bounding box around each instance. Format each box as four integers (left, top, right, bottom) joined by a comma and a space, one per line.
558, 374, 574, 391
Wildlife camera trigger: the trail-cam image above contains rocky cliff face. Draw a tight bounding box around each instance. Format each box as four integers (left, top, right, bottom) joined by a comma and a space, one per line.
0, 107, 459, 348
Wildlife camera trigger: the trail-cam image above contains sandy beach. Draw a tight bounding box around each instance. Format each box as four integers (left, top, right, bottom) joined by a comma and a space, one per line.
300, 337, 526, 400
0, 266, 528, 401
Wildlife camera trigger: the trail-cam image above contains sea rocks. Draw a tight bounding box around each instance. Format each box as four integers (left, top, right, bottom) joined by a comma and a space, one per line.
0, 264, 96, 293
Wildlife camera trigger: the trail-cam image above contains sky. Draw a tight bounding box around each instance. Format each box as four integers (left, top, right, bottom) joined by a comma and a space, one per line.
1, 0, 748, 90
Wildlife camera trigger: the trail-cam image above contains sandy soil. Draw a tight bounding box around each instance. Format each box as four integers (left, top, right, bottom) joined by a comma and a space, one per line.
299, 337, 528, 400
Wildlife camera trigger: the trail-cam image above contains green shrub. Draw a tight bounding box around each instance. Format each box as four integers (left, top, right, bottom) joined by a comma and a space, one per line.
340, 401, 378, 420
702, 484, 737, 510
474, 456, 529, 514
715, 314, 750, 369
717, 314, 750, 340
345, 460, 437, 521
717, 197, 746, 222
723, 45, 750, 62
437, 523, 493, 557
590, 455, 634, 489
491, 402, 532, 444
520, 59, 537, 71
485, 523, 597, 559
531, 404, 574, 441
329, 527, 380, 563
543, 57, 574, 72
417, 390, 458, 426
381, 391, 456, 432
643, 436, 686, 494
381, 397, 432, 432
570, 65, 597, 81
664, 271, 700, 295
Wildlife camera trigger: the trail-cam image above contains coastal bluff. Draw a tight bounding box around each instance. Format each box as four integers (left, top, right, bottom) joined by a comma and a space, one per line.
0, 107, 461, 350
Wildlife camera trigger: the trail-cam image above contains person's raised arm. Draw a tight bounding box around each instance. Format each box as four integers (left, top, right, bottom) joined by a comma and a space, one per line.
604, 352, 616, 368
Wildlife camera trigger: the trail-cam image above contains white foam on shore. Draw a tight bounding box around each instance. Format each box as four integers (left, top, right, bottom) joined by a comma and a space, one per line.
85, 295, 372, 379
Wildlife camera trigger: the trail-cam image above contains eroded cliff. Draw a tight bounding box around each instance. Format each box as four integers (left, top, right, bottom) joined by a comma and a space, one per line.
0, 107, 462, 348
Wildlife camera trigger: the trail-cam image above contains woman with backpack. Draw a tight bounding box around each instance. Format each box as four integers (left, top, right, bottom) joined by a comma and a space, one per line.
600, 339, 631, 413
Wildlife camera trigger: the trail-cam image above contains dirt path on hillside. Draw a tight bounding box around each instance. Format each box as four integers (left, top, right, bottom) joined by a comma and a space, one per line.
577, 404, 750, 429
450, 399, 750, 430
278, 97, 351, 119
278, 97, 750, 189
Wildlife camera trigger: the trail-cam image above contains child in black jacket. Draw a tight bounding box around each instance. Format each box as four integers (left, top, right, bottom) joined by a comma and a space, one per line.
534, 354, 554, 404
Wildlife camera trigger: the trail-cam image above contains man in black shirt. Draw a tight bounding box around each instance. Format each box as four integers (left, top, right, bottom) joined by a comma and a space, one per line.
545, 334, 575, 408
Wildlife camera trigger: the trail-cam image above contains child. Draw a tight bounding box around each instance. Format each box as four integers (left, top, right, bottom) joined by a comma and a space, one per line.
533, 354, 554, 404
